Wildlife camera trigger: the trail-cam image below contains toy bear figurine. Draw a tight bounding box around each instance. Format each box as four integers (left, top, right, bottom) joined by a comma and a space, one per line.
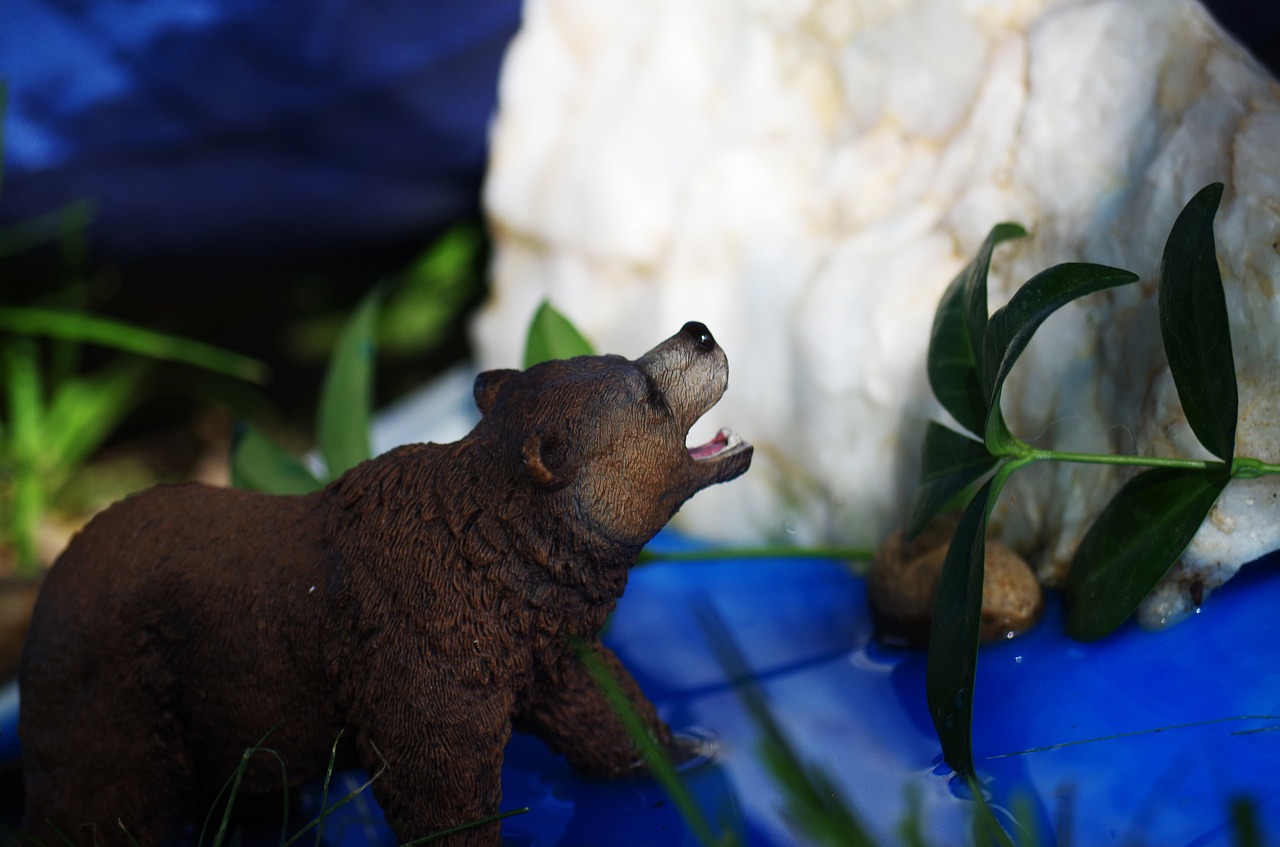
19, 321, 752, 846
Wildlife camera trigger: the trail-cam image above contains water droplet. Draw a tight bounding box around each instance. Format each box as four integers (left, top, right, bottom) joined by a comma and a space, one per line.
948, 774, 975, 800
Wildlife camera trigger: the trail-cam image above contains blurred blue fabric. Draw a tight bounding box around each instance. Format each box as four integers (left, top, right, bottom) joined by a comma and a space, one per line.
0, 0, 522, 257
1, 1, 1277, 264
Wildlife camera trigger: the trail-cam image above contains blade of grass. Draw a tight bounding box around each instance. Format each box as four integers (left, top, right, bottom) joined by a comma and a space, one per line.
316, 287, 382, 480
895, 784, 930, 847
0, 307, 268, 383
311, 732, 343, 847
1230, 797, 1263, 847
117, 821, 142, 847
198, 723, 282, 847
281, 738, 392, 847
967, 778, 1018, 847
523, 301, 595, 368
1009, 794, 1046, 847
1158, 182, 1237, 462
697, 608, 876, 847
0, 199, 97, 260
574, 638, 735, 847
637, 545, 872, 564
230, 426, 324, 495
4, 340, 46, 571
399, 807, 532, 846
43, 361, 148, 474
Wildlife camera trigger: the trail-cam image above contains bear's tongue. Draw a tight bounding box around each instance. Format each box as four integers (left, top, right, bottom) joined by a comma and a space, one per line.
688, 428, 742, 460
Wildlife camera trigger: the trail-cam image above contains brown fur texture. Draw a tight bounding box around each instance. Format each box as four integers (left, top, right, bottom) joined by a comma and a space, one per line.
18, 322, 752, 846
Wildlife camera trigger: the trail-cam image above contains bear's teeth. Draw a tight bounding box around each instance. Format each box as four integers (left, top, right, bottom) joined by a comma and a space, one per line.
689, 428, 741, 460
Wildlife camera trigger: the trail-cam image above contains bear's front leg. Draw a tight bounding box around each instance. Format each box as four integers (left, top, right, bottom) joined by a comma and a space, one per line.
354, 686, 514, 847
514, 638, 678, 779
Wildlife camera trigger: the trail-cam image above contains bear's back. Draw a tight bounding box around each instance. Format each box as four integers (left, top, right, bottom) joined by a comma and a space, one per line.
21, 482, 333, 707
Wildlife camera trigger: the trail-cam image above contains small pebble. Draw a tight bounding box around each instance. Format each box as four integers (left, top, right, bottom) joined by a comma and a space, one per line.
867, 517, 1043, 648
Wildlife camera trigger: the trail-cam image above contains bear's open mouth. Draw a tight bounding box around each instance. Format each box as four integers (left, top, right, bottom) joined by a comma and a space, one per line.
688, 428, 748, 461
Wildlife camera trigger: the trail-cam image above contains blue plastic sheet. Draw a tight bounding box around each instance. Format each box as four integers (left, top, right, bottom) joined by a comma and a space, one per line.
272, 533, 1279, 846
4, 531, 1272, 843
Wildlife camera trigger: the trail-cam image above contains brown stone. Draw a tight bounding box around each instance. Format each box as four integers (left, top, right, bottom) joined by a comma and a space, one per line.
868, 517, 1042, 649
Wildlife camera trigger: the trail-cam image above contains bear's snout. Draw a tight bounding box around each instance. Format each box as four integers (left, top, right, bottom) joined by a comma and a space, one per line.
637, 322, 731, 431
638, 323, 752, 488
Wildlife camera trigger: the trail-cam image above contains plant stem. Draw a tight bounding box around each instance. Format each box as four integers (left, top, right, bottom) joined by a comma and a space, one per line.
638, 546, 873, 565
1025, 447, 1280, 478
1026, 448, 1217, 471
1231, 456, 1280, 478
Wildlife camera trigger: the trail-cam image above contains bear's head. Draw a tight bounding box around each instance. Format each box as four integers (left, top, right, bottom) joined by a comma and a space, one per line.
472, 322, 753, 548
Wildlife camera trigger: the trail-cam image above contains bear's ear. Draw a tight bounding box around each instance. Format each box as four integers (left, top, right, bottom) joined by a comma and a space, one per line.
523, 430, 574, 488
473, 369, 518, 416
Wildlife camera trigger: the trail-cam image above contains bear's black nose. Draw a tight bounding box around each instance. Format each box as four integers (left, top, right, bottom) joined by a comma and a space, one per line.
682, 321, 716, 352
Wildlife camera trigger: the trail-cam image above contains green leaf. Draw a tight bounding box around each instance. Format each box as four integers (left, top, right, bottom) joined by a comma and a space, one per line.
3, 340, 44, 463
977, 262, 1138, 459
906, 422, 998, 538
316, 287, 382, 480
963, 224, 1026, 390
927, 223, 1025, 435
3, 340, 45, 570
928, 273, 986, 437
926, 477, 996, 779
1065, 466, 1231, 641
44, 361, 149, 471
1159, 182, 1237, 462
231, 426, 325, 495
980, 262, 1139, 406
523, 301, 595, 368
379, 226, 483, 358
0, 199, 97, 260
0, 306, 269, 383
982, 393, 1025, 458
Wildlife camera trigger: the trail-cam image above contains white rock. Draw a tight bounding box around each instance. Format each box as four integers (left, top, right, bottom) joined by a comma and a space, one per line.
474, 0, 1280, 627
